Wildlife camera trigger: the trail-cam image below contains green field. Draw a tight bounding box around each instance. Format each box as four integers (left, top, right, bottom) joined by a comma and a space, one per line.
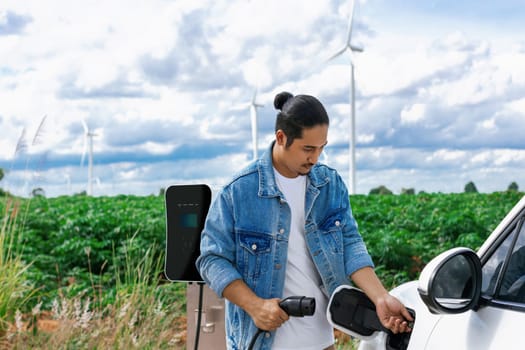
1, 191, 523, 347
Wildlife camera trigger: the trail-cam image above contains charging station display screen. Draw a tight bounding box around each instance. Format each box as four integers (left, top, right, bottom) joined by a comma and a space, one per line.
165, 184, 211, 282
179, 213, 198, 228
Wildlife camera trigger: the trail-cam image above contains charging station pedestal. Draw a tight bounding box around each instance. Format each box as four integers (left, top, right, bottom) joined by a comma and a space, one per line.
186, 283, 226, 349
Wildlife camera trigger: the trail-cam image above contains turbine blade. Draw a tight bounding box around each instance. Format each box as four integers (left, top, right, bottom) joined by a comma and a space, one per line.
327, 46, 348, 62
251, 88, 264, 108
250, 105, 258, 159
350, 44, 363, 52
81, 119, 88, 134
345, 0, 356, 46
80, 135, 87, 166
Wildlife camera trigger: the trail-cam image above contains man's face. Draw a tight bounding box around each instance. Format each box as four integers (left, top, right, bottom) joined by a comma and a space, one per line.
273, 124, 328, 178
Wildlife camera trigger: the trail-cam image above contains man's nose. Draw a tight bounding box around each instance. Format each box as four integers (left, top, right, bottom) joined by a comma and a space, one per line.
308, 150, 322, 164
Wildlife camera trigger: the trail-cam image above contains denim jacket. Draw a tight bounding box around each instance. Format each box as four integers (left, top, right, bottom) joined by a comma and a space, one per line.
196, 142, 374, 350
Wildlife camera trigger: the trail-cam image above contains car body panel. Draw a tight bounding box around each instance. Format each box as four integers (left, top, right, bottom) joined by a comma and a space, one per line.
425, 306, 525, 350
357, 281, 442, 350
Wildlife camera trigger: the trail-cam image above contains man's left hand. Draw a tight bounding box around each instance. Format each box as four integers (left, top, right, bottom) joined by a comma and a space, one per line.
375, 294, 413, 334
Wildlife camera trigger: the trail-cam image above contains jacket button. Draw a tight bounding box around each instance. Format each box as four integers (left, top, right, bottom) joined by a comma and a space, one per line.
265, 332, 271, 338
279, 228, 285, 234
335, 220, 340, 226
275, 264, 281, 269
251, 244, 257, 251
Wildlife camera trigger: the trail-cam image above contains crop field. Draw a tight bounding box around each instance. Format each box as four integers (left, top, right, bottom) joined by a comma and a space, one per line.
1, 191, 523, 348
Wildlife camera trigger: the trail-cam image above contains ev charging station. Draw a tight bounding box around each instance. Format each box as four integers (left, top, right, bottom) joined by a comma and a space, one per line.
164, 184, 226, 349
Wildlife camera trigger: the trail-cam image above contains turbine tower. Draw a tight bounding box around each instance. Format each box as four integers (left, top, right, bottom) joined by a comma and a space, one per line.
249, 89, 264, 160
328, 0, 363, 194
80, 120, 97, 196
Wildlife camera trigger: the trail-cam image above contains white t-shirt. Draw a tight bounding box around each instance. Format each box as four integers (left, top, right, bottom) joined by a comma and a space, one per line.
272, 169, 334, 350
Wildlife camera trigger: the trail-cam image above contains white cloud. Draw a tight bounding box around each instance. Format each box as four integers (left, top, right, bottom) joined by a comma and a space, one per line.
426, 149, 467, 162
1, 0, 524, 197
478, 118, 496, 130
506, 97, 525, 114
400, 103, 426, 124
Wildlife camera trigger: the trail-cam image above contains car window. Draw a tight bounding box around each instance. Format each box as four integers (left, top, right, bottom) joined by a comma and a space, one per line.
499, 223, 525, 302
481, 217, 525, 302
482, 226, 517, 296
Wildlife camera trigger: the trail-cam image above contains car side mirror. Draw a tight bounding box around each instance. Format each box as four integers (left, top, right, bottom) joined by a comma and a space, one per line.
418, 247, 482, 314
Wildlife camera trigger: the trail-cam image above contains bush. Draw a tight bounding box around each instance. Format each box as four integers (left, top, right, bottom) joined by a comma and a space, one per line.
369, 185, 393, 195
464, 181, 478, 193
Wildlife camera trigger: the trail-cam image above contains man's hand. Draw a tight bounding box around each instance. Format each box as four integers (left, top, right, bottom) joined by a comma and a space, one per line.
375, 294, 413, 334
247, 298, 290, 331
222, 280, 289, 331
351, 267, 414, 334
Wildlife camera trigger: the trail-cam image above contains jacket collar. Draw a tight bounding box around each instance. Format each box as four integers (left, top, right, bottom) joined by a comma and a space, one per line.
256, 141, 329, 198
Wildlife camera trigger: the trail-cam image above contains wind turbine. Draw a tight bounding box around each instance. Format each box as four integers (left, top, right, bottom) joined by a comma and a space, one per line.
65, 173, 72, 195
249, 89, 264, 160
80, 120, 97, 196
231, 89, 264, 160
327, 0, 363, 195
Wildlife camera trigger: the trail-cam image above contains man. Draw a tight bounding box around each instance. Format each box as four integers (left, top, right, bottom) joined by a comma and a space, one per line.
197, 92, 412, 350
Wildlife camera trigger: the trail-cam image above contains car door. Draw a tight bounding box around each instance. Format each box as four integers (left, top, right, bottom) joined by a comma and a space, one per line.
424, 212, 525, 350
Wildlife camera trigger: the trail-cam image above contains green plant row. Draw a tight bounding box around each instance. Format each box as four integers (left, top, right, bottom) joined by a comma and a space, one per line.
2, 194, 167, 307
2, 191, 523, 305
351, 191, 524, 287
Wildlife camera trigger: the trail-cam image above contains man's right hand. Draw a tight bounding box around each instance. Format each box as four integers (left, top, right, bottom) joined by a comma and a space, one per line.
247, 297, 290, 331
223, 280, 289, 331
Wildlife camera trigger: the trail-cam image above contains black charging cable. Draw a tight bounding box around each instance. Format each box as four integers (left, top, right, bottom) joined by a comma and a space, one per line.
194, 282, 205, 350
247, 296, 316, 350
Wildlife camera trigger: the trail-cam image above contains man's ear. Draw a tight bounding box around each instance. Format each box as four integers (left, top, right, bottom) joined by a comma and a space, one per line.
275, 130, 286, 146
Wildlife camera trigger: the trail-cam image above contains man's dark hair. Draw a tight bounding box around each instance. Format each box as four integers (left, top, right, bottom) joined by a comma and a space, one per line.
273, 91, 329, 147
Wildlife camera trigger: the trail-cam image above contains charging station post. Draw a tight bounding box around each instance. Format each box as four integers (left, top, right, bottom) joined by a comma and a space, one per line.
186, 283, 226, 349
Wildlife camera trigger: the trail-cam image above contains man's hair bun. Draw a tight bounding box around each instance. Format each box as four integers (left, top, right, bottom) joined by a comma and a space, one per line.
273, 91, 294, 110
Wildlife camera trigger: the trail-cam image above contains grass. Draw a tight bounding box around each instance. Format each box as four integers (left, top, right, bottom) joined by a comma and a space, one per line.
335, 330, 361, 349
4, 284, 187, 349
1, 200, 187, 349
0, 198, 35, 336
5, 286, 187, 349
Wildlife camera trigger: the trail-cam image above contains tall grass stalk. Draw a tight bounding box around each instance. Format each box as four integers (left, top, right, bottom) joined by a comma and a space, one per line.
0, 198, 34, 333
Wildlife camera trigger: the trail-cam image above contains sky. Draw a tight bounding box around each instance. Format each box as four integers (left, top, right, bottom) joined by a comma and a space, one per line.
1, 0, 524, 197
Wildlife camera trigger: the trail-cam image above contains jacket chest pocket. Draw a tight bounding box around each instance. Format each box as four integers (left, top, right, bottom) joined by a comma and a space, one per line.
318, 213, 345, 253
237, 232, 273, 281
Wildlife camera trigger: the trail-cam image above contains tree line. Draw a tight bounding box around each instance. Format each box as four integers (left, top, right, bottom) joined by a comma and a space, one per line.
0, 167, 521, 198
369, 181, 520, 195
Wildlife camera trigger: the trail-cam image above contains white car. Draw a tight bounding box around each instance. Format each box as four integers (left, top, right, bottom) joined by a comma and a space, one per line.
328, 195, 525, 350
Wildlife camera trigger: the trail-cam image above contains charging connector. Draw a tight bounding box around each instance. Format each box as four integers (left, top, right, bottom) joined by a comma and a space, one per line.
247, 296, 316, 350
279, 296, 315, 317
